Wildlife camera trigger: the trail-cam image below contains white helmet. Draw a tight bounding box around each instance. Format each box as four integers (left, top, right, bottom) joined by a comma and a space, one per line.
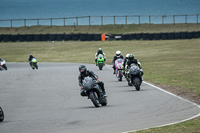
116, 51, 121, 57
126, 53, 130, 58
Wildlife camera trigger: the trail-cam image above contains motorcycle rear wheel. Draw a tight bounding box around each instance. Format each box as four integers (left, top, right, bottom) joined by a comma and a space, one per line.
101, 97, 107, 106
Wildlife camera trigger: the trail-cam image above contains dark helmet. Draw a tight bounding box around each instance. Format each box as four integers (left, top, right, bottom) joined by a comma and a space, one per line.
129, 54, 134, 60
79, 65, 87, 74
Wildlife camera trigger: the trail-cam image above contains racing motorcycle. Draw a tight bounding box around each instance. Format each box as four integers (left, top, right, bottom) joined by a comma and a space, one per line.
82, 77, 107, 107
0, 59, 7, 71
114, 58, 124, 81
0, 106, 4, 122
126, 64, 142, 91
30, 58, 38, 70
96, 54, 105, 70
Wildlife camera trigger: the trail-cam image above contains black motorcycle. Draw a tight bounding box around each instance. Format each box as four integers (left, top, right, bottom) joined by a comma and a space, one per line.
128, 64, 142, 91
82, 77, 107, 107
0, 106, 4, 122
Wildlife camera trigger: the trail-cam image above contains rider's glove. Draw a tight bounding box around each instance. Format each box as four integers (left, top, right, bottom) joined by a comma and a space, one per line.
80, 86, 83, 89
96, 78, 100, 83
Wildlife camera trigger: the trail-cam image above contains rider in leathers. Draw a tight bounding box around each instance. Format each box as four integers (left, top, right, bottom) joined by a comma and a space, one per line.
78, 65, 107, 97
28, 54, 36, 67
112, 51, 124, 74
95, 48, 106, 65
125, 54, 143, 86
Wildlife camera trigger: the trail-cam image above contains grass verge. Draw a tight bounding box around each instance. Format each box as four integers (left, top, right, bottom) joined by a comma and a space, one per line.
0, 39, 200, 132
0, 23, 200, 34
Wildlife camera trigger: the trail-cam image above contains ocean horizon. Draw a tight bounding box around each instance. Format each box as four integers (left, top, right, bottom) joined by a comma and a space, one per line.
1, 0, 200, 27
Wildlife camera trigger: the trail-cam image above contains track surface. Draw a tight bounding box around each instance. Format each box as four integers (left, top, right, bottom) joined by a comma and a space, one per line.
0, 63, 199, 133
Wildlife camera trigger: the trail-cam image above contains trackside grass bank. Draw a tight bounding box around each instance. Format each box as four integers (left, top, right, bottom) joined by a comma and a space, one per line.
0, 23, 200, 34
0, 39, 200, 133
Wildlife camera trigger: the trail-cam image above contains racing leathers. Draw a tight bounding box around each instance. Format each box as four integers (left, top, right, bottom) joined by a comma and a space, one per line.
112, 55, 124, 74
125, 58, 143, 85
95, 51, 106, 64
78, 70, 106, 97
28, 55, 36, 66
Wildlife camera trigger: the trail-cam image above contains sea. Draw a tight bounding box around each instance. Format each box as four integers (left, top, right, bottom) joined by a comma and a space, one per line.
0, 0, 200, 27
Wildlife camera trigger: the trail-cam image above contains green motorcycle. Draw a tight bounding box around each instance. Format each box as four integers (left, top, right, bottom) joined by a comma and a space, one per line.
96, 54, 105, 70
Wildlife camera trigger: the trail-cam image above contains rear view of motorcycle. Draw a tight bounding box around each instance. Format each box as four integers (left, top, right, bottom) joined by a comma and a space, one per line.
126, 64, 142, 91
0, 59, 7, 71
82, 77, 107, 107
30, 58, 38, 70
0, 106, 4, 122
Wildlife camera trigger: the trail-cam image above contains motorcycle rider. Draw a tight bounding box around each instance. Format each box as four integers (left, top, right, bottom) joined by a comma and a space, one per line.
95, 48, 106, 65
78, 65, 107, 97
28, 54, 36, 67
123, 53, 130, 68
112, 51, 124, 74
125, 54, 143, 86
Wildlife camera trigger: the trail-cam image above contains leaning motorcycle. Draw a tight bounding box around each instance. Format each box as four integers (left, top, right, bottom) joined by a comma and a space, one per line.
30, 58, 38, 70
96, 54, 105, 70
0, 106, 4, 122
0, 59, 7, 71
127, 64, 142, 91
114, 58, 124, 81
82, 77, 107, 107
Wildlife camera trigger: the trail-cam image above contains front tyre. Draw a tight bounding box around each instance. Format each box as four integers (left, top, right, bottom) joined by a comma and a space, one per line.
118, 70, 123, 81
3, 65, 7, 70
98, 63, 103, 70
89, 92, 100, 107
133, 78, 140, 91
0, 107, 4, 122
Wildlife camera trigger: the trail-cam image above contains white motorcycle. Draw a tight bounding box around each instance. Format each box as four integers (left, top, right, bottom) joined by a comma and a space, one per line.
0, 59, 7, 71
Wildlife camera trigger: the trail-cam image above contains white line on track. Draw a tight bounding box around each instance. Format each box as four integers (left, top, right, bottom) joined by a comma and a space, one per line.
121, 81, 200, 133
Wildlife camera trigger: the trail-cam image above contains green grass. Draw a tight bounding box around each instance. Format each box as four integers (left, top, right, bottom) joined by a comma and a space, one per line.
134, 117, 200, 133
0, 23, 200, 34
0, 39, 200, 133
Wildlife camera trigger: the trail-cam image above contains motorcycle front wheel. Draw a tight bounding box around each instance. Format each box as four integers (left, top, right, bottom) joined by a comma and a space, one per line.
0, 106, 4, 122
98, 63, 103, 70
132, 78, 141, 91
89, 92, 101, 107
3, 65, 7, 70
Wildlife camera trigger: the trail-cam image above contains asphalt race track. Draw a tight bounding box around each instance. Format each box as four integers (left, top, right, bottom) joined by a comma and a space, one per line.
0, 63, 200, 133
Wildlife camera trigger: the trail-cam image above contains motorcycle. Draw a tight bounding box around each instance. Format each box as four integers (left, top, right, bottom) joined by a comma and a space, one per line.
96, 54, 105, 70
0, 59, 7, 71
0, 106, 4, 122
114, 58, 124, 81
127, 64, 142, 91
82, 77, 107, 107
30, 58, 38, 70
